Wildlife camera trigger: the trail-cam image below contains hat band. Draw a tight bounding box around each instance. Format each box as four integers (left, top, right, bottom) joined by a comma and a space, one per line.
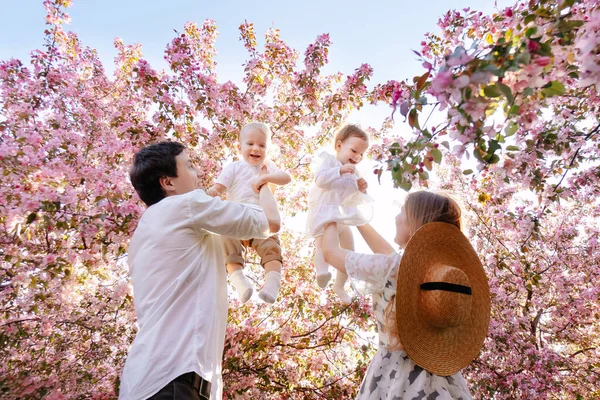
420, 282, 472, 295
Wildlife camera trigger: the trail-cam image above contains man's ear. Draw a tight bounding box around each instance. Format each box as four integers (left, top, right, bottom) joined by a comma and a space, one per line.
159, 176, 176, 194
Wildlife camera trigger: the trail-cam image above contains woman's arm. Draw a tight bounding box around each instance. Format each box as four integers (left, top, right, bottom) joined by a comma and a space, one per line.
322, 223, 349, 273
356, 223, 395, 255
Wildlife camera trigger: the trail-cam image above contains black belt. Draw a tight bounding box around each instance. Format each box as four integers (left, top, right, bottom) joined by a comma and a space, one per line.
176, 372, 211, 399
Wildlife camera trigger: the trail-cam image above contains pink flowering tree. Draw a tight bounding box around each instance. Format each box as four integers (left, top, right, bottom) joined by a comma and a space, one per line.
2, 0, 599, 399
0, 1, 377, 398
377, 0, 600, 398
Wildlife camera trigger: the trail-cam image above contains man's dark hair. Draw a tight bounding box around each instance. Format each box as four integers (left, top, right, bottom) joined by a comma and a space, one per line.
129, 141, 185, 206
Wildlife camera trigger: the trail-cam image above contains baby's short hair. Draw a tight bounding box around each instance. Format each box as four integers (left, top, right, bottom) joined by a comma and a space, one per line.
333, 124, 369, 145
240, 122, 271, 142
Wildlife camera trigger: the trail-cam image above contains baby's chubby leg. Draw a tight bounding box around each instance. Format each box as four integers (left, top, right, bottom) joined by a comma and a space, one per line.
333, 225, 353, 304
314, 237, 332, 288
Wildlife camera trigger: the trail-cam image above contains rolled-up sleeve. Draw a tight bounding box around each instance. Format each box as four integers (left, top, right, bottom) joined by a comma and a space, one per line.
187, 190, 269, 239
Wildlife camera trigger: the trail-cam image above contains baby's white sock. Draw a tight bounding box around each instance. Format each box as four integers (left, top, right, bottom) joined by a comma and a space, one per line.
332, 271, 352, 304
230, 270, 253, 303
258, 271, 281, 304
315, 249, 331, 288
316, 272, 332, 288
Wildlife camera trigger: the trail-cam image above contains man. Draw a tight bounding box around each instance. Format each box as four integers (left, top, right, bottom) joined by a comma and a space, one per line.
119, 141, 280, 399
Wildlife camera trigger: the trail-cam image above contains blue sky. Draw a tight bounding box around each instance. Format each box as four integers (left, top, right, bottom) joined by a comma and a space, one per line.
2, 0, 511, 88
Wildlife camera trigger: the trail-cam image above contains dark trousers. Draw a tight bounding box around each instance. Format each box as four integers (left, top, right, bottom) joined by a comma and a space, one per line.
148, 372, 210, 400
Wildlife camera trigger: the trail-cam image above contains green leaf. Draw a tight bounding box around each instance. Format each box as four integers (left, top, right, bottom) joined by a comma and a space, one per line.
26, 213, 37, 224
463, 169, 474, 175
497, 83, 514, 103
398, 181, 412, 191
515, 51, 531, 66
538, 41, 552, 57
541, 80, 566, 97
488, 139, 501, 154
558, 19, 584, 33
506, 145, 519, 151
522, 87, 534, 97
441, 141, 450, 150
525, 27, 538, 37
505, 121, 518, 136
473, 147, 486, 162
486, 154, 501, 164
484, 84, 502, 97
408, 109, 419, 129
431, 148, 443, 163
524, 14, 536, 25
483, 65, 503, 77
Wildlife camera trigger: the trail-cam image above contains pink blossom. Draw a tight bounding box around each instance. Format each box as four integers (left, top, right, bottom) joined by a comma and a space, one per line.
430, 70, 453, 94
535, 56, 551, 66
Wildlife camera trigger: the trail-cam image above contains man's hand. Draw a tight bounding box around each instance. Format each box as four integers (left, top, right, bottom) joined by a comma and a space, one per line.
357, 178, 368, 194
340, 164, 356, 175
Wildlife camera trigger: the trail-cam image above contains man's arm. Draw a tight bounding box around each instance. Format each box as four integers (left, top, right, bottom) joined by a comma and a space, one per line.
189, 191, 270, 239
258, 183, 280, 233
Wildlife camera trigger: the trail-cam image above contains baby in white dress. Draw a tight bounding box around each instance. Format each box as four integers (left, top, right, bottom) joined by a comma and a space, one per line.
306, 124, 373, 303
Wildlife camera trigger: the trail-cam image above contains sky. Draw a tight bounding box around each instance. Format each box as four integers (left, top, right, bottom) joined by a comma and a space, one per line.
1, 0, 512, 254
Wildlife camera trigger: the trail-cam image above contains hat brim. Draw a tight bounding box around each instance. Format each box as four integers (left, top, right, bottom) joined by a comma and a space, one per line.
396, 222, 490, 376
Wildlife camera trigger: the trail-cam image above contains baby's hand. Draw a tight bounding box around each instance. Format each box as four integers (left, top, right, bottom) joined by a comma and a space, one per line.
252, 166, 269, 193
251, 176, 266, 193
340, 164, 356, 175
207, 187, 219, 197
357, 178, 368, 194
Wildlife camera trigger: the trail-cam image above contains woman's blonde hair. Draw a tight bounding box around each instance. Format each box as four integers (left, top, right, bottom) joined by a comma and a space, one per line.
333, 124, 369, 146
240, 122, 271, 141
385, 191, 462, 351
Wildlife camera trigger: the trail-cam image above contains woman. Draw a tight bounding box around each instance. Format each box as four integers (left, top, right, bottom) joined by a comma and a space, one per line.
322, 191, 476, 400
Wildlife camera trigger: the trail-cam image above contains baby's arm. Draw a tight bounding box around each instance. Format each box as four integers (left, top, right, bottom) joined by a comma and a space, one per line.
260, 169, 292, 186
252, 163, 292, 193
315, 166, 341, 188
207, 183, 226, 197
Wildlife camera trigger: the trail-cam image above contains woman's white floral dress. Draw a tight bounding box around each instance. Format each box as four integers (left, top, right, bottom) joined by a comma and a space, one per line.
346, 251, 473, 400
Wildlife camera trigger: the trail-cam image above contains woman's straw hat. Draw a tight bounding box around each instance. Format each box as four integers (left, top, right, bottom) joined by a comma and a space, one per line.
396, 222, 490, 376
